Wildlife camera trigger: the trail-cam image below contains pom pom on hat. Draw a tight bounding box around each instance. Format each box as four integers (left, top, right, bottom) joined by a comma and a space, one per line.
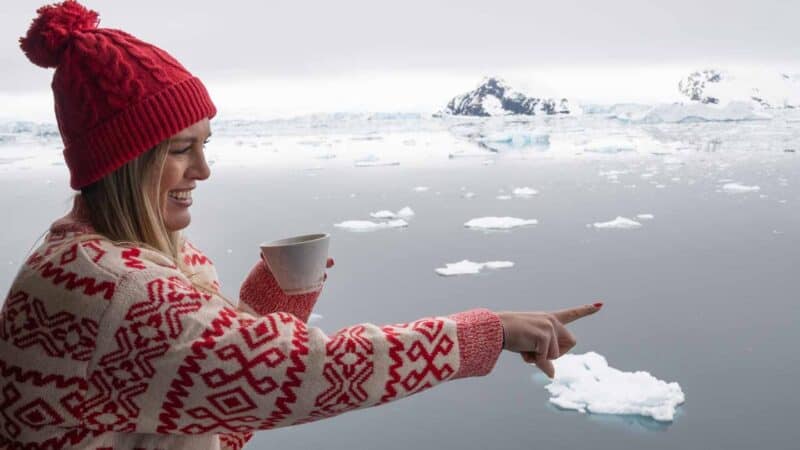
19, 0, 99, 68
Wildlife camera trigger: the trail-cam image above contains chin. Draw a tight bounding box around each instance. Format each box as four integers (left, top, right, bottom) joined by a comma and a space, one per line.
164, 212, 191, 232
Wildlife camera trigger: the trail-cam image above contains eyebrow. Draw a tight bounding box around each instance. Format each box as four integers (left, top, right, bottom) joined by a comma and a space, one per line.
172, 131, 212, 143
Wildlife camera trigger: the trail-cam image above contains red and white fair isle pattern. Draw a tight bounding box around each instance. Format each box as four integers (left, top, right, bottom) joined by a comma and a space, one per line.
0, 210, 503, 449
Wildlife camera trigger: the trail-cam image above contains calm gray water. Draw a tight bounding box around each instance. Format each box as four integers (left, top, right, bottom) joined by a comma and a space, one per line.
2, 153, 798, 449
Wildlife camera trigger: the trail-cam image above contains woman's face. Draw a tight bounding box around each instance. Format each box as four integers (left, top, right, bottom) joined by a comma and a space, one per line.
158, 118, 212, 231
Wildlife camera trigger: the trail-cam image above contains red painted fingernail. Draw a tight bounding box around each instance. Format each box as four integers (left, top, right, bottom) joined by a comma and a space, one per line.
593, 302, 604, 308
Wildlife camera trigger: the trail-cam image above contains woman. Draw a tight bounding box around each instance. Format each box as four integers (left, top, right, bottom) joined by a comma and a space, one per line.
1, 1, 602, 449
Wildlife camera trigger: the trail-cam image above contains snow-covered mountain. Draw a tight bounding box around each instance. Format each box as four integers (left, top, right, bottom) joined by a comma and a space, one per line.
678, 69, 800, 109
439, 77, 575, 117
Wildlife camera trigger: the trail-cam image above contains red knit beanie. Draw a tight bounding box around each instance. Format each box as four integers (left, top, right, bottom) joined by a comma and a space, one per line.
19, 0, 217, 190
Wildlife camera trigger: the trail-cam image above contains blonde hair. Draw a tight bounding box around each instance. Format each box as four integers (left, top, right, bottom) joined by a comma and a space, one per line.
80, 139, 180, 259
29, 138, 234, 304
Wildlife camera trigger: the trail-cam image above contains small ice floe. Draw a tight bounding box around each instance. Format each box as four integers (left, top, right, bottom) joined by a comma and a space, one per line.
355, 159, 400, 167
309, 313, 323, 324
334, 219, 408, 232
640, 173, 656, 179
413, 186, 430, 192
462, 192, 476, 199
512, 187, 538, 197
599, 170, 628, 182
465, 217, 538, 230
541, 352, 685, 422
722, 182, 760, 193
435, 259, 514, 276
369, 207, 414, 219
496, 195, 512, 200
655, 184, 666, 189
718, 178, 734, 183
636, 214, 655, 220
592, 217, 642, 229
226, 249, 233, 254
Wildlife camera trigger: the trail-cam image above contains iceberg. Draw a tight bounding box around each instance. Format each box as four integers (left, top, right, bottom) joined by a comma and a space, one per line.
333, 219, 408, 231
464, 217, 538, 230
722, 182, 760, 193
542, 352, 685, 422
435, 259, 514, 276
592, 217, 642, 229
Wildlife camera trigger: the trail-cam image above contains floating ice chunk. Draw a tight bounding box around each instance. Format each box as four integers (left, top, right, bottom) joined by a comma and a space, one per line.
396, 207, 414, 217
369, 207, 415, 219
512, 187, 538, 197
593, 217, 642, 229
655, 184, 666, 189
435, 259, 514, 276
465, 217, 538, 230
334, 219, 408, 231
636, 214, 655, 220
722, 182, 760, 193
354, 159, 400, 167
413, 186, 430, 192
309, 313, 323, 324
496, 195, 512, 200
542, 352, 685, 422
462, 192, 476, 199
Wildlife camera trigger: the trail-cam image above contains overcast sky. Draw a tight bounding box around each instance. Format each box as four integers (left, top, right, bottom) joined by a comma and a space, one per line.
2, 0, 799, 118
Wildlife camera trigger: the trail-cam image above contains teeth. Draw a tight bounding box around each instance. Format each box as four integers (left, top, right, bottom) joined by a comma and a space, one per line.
169, 190, 192, 200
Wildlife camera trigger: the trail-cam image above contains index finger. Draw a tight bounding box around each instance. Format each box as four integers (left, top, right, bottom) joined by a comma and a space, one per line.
551, 302, 603, 324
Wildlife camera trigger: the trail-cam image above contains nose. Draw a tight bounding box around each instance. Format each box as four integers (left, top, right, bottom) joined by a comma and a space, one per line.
189, 148, 211, 181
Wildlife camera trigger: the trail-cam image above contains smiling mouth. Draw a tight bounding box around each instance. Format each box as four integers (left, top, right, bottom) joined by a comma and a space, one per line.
167, 189, 193, 206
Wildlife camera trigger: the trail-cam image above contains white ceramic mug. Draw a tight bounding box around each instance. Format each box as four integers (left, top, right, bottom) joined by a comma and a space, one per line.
259, 233, 330, 295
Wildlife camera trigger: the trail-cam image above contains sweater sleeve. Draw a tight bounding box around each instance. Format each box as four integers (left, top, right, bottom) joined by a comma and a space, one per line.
238, 258, 321, 322
84, 265, 504, 436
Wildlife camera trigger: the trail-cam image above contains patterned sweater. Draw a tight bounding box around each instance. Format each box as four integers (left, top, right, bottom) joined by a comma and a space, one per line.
0, 198, 504, 449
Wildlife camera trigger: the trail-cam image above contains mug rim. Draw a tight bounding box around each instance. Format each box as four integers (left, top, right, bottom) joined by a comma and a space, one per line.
260, 232, 330, 248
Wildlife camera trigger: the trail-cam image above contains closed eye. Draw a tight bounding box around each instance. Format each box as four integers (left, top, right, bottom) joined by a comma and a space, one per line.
173, 138, 210, 154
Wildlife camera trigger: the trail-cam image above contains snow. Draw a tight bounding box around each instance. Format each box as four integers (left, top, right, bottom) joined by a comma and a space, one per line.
464, 217, 538, 230
481, 95, 505, 116
541, 352, 685, 422
333, 219, 408, 231
722, 182, 760, 193
435, 259, 514, 276
593, 216, 642, 229
636, 214, 655, 220
369, 207, 415, 219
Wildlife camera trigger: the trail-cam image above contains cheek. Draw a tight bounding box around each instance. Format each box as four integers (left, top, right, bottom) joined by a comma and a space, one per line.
159, 160, 184, 194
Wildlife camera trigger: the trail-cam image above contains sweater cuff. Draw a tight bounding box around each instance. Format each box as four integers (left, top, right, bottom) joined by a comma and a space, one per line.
238, 259, 322, 323
448, 308, 504, 380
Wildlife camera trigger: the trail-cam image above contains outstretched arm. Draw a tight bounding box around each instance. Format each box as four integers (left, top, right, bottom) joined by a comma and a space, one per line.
84, 265, 504, 439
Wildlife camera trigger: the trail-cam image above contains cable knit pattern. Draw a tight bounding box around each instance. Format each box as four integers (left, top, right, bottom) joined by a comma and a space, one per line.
0, 202, 504, 449
19, 1, 217, 189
